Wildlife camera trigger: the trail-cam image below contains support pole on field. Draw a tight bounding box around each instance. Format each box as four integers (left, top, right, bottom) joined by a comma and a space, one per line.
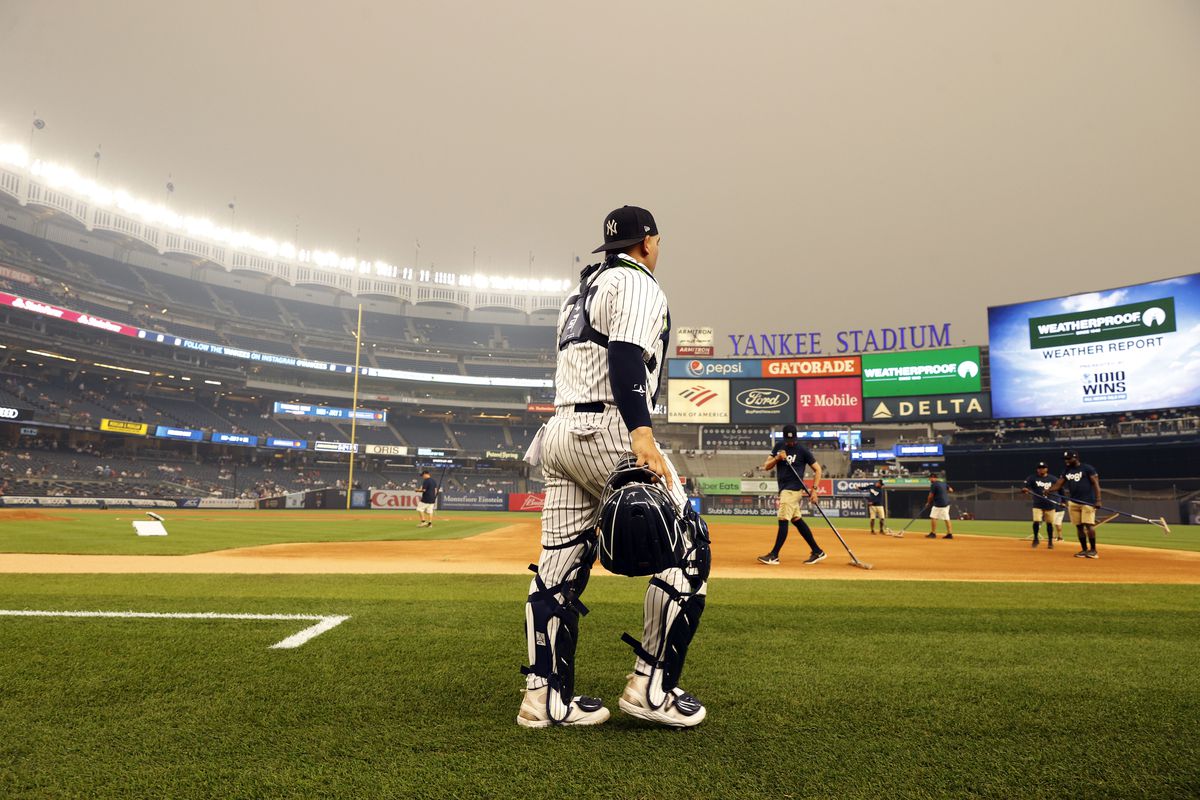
346, 304, 363, 509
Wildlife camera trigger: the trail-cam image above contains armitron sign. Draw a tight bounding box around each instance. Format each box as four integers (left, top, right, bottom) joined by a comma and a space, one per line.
864, 393, 992, 422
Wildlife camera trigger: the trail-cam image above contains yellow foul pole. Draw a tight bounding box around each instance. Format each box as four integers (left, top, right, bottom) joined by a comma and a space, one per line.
346, 304, 363, 509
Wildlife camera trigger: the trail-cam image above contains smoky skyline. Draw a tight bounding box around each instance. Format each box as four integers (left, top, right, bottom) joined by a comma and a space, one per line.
2, 0, 1199, 353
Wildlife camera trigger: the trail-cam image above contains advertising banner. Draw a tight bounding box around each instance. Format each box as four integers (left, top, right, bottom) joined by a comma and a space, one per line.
816, 496, 869, 518
667, 359, 761, 379
486, 450, 521, 460
266, 437, 308, 449
667, 379, 731, 424
0, 264, 35, 285
794, 377, 862, 423
863, 393, 991, 422
273, 402, 387, 423
0, 291, 140, 337
762, 356, 860, 378
702, 495, 779, 516
100, 418, 148, 436
508, 492, 546, 512
364, 444, 409, 455
154, 425, 204, 442
694, 477, 743, 495
0, 406, 33, 421
988, 274, 1200, 418
526, 403, 555, 413
729, 379, 794, 424
675, 327, 714, 357
211, 432, 259, 447
834, 478, 879, 495
439, 494, 506, 511
895, 443, 944, 457
741, 478, 833, 495
861, 346, 982, 398
314, 440, 359, 453
370, 490, 420, 509
848, 450, 893, 461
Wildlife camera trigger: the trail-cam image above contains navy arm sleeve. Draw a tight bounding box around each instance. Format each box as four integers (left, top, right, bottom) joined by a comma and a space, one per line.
609, 341, 653, 432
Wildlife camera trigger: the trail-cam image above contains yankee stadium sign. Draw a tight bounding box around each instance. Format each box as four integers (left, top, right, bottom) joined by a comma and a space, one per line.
726, 323, 953, 356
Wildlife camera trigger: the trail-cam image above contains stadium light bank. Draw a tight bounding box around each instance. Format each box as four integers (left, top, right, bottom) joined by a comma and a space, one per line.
0, 142, 571, 296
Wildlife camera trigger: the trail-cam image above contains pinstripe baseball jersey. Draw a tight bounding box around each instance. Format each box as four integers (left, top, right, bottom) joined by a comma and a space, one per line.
554, 254, 669, 410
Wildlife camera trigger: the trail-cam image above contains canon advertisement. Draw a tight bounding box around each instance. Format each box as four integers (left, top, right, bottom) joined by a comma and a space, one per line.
988, 274, 1200, 418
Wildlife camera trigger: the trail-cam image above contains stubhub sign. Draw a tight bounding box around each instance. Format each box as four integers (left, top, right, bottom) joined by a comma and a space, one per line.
667, 359, 761, 379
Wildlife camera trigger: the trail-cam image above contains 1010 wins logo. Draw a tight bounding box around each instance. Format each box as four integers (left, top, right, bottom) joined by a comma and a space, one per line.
1081, 370, 1127, 403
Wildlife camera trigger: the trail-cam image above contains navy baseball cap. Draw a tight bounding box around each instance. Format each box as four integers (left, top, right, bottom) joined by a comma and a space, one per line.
1063, 450, 1079, 460
592, 206, 658, 254
1036, 462, 1047, 468
782, 424, 797, 439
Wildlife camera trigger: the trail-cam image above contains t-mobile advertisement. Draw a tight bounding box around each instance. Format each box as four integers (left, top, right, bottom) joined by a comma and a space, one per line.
988, 273, 1200, 418
794, 377, 862, 423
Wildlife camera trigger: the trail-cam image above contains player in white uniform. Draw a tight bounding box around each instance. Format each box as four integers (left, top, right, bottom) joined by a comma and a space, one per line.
517, 206, 709, 729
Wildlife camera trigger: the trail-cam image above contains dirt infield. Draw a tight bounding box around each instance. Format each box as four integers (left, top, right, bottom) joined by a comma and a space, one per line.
0, 519, 1196, 583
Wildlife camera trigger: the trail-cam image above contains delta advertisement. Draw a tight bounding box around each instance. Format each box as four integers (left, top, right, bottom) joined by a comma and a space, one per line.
668, 379, 731, 423
988, 274, 1200, 418
860, 347, 982, 398
862, 393, 991, 422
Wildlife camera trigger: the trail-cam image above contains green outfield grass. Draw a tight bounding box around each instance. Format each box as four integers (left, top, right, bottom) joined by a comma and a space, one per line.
1, 509, 1196, 557
0, 510, 521, 555
1, 573, 1197, 799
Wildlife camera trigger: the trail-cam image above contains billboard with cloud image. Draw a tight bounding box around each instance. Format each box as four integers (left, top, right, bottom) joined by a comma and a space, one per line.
988, 273, 1200, 418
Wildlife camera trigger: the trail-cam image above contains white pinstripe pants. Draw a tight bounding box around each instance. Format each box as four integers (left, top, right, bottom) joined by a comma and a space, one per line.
525, 407, 705, 691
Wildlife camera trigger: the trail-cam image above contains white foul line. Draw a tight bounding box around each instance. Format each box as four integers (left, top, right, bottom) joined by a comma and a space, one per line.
0, 610, 351, 650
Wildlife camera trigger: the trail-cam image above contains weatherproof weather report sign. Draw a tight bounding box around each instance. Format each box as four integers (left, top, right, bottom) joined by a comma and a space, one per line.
988, 273, 1200, 418
859, 347, 982, 398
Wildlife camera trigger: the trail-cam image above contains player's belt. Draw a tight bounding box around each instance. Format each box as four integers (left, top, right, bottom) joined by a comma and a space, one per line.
573, 402, 607, 413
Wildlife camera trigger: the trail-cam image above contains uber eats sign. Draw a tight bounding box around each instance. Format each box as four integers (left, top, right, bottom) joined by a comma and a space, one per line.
860, 346, 982, 398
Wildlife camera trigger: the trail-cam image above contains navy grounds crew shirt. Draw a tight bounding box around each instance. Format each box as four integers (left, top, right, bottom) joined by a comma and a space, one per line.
1062, 463, 1099, 504
867, 485, 885, 507
772, 442, 816, 491
1024, 473, 1058, 510
420, 477, 438, 504
929, 481, 950, 508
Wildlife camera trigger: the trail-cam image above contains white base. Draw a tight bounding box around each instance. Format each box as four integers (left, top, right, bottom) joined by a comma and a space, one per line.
133, 521, 168, 536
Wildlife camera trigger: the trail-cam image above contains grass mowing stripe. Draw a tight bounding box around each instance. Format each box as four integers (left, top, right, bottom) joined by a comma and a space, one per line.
0, 574, 1197, 799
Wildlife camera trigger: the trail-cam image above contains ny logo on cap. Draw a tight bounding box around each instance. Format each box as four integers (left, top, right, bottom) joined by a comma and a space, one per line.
606, 219, 618, 236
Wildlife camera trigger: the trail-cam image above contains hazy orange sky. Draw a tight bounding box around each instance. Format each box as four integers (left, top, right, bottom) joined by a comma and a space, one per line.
2, 1, 1198, 352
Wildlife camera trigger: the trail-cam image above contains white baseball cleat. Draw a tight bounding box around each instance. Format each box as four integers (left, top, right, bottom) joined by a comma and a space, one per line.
516, 686, 610, 728
618, 672, 706, 728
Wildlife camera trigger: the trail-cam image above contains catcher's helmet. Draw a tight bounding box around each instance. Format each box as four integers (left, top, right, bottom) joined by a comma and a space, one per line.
596, 457, 684, 577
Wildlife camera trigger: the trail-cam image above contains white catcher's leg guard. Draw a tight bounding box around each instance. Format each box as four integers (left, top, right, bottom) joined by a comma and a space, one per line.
518, 533, 609, 727
619, 509, 710, 727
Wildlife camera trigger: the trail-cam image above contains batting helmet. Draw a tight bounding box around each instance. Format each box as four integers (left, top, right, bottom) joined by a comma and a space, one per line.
596, 456, 684, 577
